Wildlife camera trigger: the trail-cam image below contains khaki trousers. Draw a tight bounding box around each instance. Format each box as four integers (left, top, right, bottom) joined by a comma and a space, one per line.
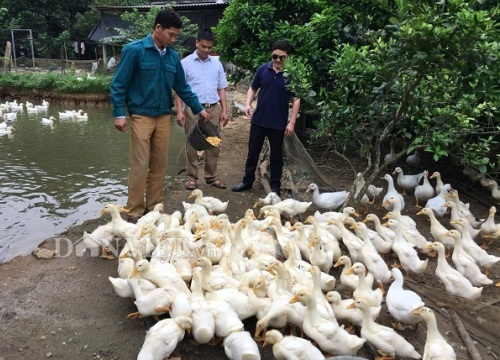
183, 105, 222, 182
127, 114, 170, 218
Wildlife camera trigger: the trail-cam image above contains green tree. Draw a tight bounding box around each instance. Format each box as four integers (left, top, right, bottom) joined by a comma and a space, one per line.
215, 0, 500, 207
114, 5, 197, 55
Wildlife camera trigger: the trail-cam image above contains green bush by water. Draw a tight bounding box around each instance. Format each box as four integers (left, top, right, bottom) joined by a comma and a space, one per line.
0, 72, 112, 94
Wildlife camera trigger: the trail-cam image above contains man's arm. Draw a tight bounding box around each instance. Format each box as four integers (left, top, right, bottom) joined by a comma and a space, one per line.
174, 93, 185, 127
218, 88, 228, 127
245, 87, 257, 118
285, 97, 301, 136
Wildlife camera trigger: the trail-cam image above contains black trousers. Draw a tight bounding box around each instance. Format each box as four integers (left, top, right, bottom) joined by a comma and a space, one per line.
243, 124, 285, 189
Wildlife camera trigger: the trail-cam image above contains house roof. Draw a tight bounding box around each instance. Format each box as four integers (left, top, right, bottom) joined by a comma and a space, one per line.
95, 1, 228, 12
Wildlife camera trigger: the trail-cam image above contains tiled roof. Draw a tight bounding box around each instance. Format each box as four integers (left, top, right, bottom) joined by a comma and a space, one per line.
96, 1, 229, 11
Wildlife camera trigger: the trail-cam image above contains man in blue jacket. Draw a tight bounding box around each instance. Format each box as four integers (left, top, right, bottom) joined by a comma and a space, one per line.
111, 9, 208, 223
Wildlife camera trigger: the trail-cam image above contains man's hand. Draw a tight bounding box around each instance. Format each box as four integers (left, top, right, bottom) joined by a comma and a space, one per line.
221, 111, 229, 127
285, 122, 295, 136
114, 117, 128, 132
176, 112, 185, 127
199, 109, 210, 122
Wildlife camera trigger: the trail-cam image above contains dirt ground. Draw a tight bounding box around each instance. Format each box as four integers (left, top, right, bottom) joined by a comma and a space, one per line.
0, 89, 499, 360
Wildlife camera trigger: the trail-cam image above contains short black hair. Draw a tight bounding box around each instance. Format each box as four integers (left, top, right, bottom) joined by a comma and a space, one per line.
197, 28, 215, 43
272, 39, 292, 55
154, 9, 183, 30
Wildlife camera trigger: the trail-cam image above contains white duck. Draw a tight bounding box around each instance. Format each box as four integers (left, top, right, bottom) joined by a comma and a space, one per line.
383, 210, 430, 252
424, 183, 452, 217
384, 219, 429, 276
305, 183, 347, 210
480, 206, 498, 237
137, 315, 192, 360
447, 229, 493, 286
333, 255, 374, 293
406, 150, 420, 169
304, 215, 341, 261
386, 268, 425, 330
189, 271, 215, 344
429, 171, 445, 194
424, 242, 483, 300
289, 289, 365, 356
41, 116, 56, 126
126, 269, 174, 319
308, 233, 334, 273
445, 190, 482, 228
325, 290, 366, 327
133, 259, 191, 295
451, 217, 500, 274
263, 329, 325, 360
393, 166, 424, 195
188, 189, 229, 214
260, 199, 312, 220
328, 217, 364, 263
416, 207, 454, 253
384, 140, 396, 164
0, 125, 14, 135
349, 221, 391, 289
346, 262, 383, 312
348, 298, 421, 359
223, 330, 261, 360
81, 222, 116, 259
412, 306, 457, 360
344, 216, 389, 254
363, 213, 395, 246
100, 203, 138, 238
253, 191, 282, 208
194, 256, 239, 292
382, 173, 405, 210
414, 170, 435, 207
485, 179, 500, 201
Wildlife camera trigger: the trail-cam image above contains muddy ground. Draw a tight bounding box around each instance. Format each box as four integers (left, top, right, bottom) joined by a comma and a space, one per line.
0, 90, 499, 360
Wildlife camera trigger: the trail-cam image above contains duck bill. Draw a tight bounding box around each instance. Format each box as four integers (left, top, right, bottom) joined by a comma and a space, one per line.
344, 267, 354, 275
346, 301, 356, 310
412, 307, 423, 315
289, 295, 299, 304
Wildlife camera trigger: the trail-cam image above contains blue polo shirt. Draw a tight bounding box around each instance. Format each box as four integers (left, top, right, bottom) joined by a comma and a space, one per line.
111, 33, 203, 118
251, 62, 294, 131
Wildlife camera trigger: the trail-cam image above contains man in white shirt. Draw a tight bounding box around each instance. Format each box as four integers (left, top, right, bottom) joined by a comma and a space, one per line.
175, 28, 228, 190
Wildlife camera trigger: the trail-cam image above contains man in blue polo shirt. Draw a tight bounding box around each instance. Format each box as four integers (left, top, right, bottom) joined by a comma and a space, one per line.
232, 39, 300, 197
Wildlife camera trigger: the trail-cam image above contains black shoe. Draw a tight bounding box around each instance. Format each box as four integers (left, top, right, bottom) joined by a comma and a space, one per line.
271, 187, 281, 197
232, 182, 252, 192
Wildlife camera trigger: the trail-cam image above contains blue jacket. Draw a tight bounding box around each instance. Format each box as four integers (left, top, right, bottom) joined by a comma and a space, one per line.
111, 33, 203, 118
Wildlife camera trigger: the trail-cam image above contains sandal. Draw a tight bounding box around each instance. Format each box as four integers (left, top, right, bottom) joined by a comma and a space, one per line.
206, 178, 227, 189
185, 179, 197, 190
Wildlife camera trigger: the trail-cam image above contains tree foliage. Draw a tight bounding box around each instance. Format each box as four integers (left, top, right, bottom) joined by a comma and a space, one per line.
215, 0, 500, 205
0, 0, 143, 59
114, 5, 197, 55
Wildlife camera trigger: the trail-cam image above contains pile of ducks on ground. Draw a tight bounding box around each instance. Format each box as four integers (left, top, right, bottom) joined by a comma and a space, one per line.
84, 164, 500, 360
0, 99, 89, 135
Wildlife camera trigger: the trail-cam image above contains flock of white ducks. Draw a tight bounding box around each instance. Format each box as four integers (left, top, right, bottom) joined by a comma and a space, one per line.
82, 162, 500, 359
0, 98, 89, 135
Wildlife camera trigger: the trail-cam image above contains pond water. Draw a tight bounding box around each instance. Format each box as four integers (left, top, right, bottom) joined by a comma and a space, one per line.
0, 102, 186, 264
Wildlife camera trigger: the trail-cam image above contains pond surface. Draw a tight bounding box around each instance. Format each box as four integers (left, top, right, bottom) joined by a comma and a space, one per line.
0, 102, 186, 263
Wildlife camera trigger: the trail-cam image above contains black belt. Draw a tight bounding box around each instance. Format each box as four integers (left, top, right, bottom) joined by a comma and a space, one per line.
203, 103, 219, 108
